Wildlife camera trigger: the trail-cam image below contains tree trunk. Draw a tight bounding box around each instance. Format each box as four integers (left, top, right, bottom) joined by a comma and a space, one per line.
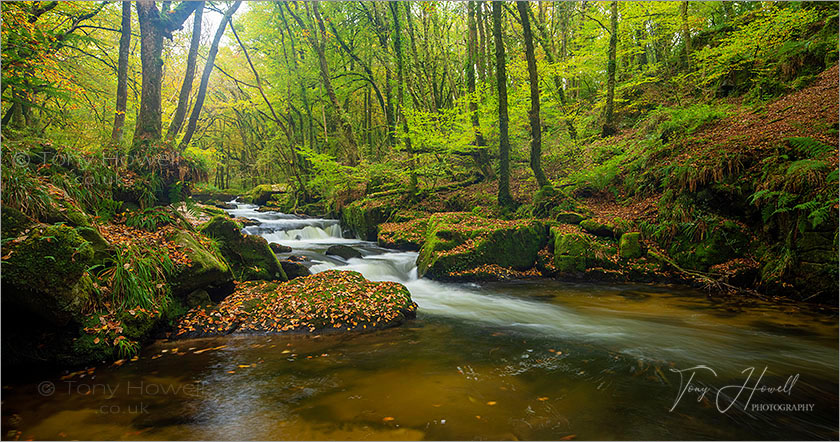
390, 2, 417, 194
179, 1, 241, 149
476, 1, 487, 84
133, 0, 201, 146
110, 1, 131, 145
601, 1, 618, 138
518, 1, 549, 188
166, 2, 204, 142
293, 2, 359, 165
492, 1, 513, 207
467, 1, 492, 179
680, 1, 690, 69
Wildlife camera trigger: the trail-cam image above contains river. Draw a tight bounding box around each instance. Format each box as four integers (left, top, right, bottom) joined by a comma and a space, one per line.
2, 202, 837, 440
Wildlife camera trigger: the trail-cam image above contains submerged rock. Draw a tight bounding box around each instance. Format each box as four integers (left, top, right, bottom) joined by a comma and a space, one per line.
174, 270, 416, 338
200, 216, 287, 282
326, 244, 363, 260
417, 212, 546, 280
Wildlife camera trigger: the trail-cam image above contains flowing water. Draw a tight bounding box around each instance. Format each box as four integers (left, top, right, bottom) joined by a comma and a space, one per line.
3, 202, 838, 440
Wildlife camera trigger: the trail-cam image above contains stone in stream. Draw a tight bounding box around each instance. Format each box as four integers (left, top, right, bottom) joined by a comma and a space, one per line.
325, 244, 363, 260
270, 243, 293, 254
200, 216, 287, 282
173, 270, 417, 339
417, 212, 546, 281
280, 260, 310, 280
169, 230, 235, 299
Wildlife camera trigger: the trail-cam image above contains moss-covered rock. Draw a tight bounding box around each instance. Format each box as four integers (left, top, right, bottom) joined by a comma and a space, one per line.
619, 232, 643, 259
579, 218, 618, 238
668, 219, 751, 271
2, 223, 95, 325
239, 184, 287, 205
551, 226, 614, 274
417, 213, 547, 280
378, 218, 429, 251
200, 216, 287, 282
168, 230, 235, 298
174, 270, 416, 338
340, 199, 397, 241
1, 206, 34, 239
554, 212, 587, 225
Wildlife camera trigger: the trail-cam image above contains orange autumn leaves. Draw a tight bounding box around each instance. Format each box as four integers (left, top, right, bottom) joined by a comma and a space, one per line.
175, 270, 416, 338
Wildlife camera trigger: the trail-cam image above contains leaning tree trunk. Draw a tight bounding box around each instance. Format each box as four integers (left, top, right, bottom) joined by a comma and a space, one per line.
492, 1, 513, 207
518, 1, 549, 188
166, 2, 204, 142
110, 1, 131, 145
133, 0, 201, 146
601, 1, 618, 138
179, 1, 241, 150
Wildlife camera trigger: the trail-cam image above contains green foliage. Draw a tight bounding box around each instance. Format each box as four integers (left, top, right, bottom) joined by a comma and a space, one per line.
750, 137, 838, 232
125, 207, 178, 231
95, 244, 174, 310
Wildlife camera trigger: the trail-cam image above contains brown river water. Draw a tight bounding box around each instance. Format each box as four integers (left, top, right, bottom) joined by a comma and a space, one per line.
3, 203, 837, 440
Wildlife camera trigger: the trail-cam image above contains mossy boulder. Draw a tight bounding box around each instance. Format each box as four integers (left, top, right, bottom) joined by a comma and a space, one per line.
1, 223, 95, 325
417, 213, 547, 280
551, 226, 614, 274
554, 212, 587, 225
1, 206, 34, 239
200, 216, 287, 282
341, 199, 397, 241
270, 243, 292, 254
378, 217, 429, 251
168, 230, 235, 299
240, 184, 287, 205
173, 270, 416, 338
579, 218, 618, 238
43, 197, 110, 259
669, 220, 751, 271
619, 232, 643, 259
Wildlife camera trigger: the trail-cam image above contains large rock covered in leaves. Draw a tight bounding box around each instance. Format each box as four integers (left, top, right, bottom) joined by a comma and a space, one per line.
199, 216, 287, 282
174, 270, 417, 338
416, 213, 547, 280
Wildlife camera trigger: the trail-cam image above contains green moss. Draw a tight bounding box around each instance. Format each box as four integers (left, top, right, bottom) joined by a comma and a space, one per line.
340, 199, 398, 241
1, 206, 33, 239
2, 223, 95, 325
619, 232, 643, 259
240, 184, 287, 205
579, 219, 617, 238
169, 230, 234, 296
551, 227, 614, 273
417, 213, 547, 280
378, 217, 429, 251
668, 219, 750, 271
199, 216, 287, 282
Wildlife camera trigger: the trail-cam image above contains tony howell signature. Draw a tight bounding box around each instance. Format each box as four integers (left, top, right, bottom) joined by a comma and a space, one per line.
669, 365, 805, 413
